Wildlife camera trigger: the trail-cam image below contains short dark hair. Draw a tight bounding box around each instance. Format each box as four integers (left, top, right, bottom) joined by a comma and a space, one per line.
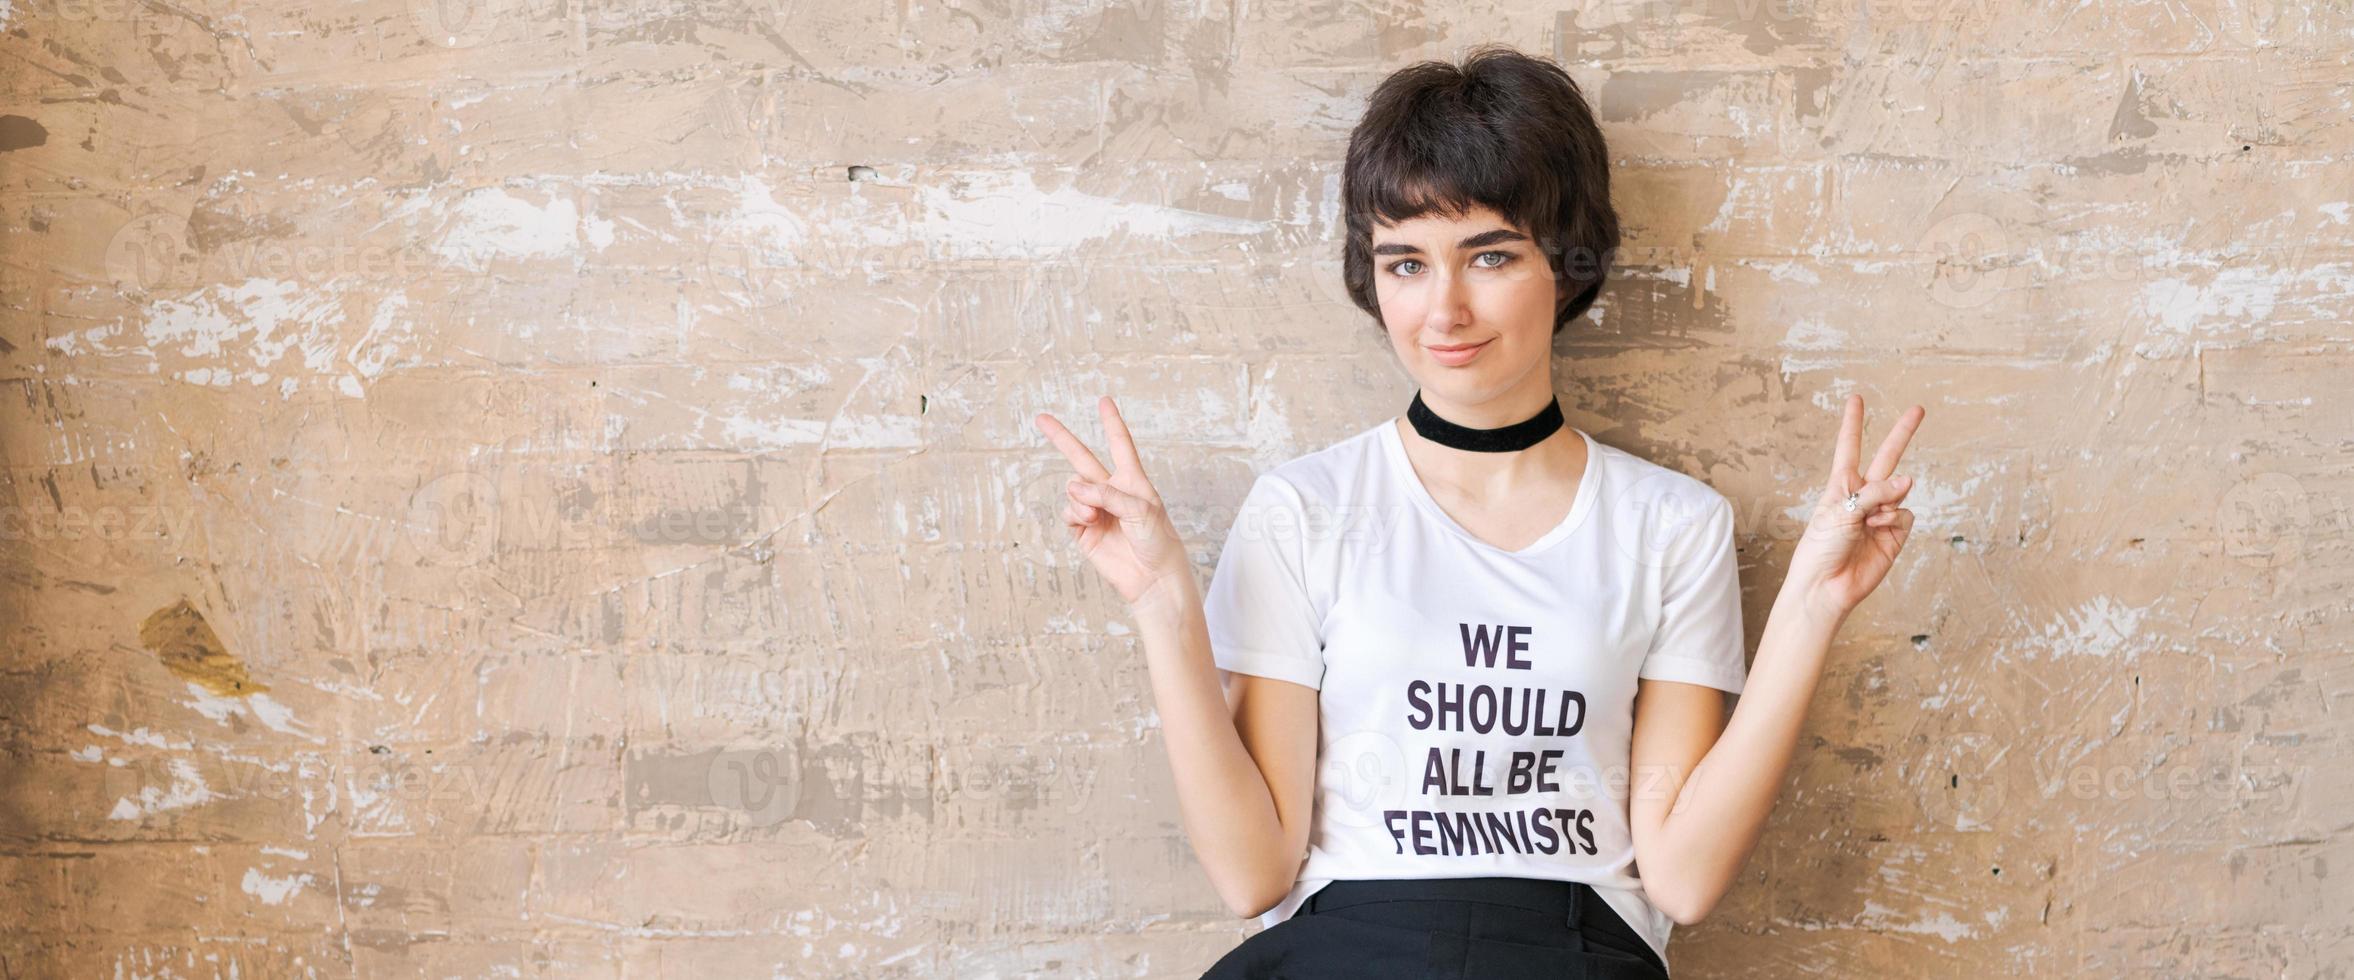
1340, 45, 1622, 336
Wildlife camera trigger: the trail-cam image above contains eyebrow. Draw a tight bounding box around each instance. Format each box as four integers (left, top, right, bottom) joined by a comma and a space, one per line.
1371, 228, 1531, 256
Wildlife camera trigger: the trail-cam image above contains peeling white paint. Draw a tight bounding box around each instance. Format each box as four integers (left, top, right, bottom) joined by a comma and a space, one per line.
145, 278, 343, 367
241, 867, 314, 906
184, 683, 324, 744
1755, 259, 1822, 284
339, 290, 415, 397
108, 757, 211, 820
49, 278, 346, 393
1857, 900, 1979, 942
1781, 317, 1846, 350
1702, 175, 1758, 235
1891, 457, 2001, 529
87, 724, 194, 750
2141, 267, 2283, 336
432, 187, 593, 271
917, 170, 1272, 259
2017, 596, 2152, 660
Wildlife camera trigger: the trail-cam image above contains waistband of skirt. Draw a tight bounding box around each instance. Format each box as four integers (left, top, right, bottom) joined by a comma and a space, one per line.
1308, 876, 1591, 916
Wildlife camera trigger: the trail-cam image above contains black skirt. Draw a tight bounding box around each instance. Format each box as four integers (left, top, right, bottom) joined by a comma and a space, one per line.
1200, 876, 1674, 979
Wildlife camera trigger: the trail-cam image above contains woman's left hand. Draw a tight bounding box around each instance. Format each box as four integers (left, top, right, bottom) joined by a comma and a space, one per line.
1786, 393, 1926, 622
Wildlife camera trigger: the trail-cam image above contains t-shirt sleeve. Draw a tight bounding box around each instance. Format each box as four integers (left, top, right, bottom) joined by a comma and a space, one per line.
1637, 493, 1749, 695
1201, 474, 1327, 690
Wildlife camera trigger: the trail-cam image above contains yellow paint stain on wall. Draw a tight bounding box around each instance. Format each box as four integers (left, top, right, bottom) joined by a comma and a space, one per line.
138, 599, 267, 697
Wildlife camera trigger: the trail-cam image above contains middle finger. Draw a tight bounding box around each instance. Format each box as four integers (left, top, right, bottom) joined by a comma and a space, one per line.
1863, 405, 1926, 483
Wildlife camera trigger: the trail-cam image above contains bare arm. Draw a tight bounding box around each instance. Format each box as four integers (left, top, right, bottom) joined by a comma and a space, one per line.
1629, 394, 1925, 924
1130, 573, 1320, 919
1031, 398, 1318, 919
1628, 589, 1843, 924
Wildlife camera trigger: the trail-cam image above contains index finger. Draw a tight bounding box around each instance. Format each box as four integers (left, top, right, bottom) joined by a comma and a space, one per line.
1862, 404, 1925, 482
1034, 411, 1112, 482
1099, 395, 1147, 477
1830, 393, 1862, 489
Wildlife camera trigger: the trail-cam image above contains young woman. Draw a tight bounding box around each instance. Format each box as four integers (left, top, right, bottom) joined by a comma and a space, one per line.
1034, 45, 1924, 979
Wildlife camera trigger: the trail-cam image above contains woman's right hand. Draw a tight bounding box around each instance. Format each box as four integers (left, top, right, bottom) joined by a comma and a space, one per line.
1033, 395, 1192, 609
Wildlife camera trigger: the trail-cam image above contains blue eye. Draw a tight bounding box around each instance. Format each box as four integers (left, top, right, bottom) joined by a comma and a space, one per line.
1385, 251, 1517, 277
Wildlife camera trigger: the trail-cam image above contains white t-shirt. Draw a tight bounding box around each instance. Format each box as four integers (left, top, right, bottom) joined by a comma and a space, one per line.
1201, 416, 1750, 971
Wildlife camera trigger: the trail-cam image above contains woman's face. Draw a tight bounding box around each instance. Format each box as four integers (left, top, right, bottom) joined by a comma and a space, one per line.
1369, 203, 1561, 412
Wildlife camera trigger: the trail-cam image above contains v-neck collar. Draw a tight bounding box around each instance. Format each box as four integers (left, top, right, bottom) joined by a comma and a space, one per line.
1378, 416, 1600, 558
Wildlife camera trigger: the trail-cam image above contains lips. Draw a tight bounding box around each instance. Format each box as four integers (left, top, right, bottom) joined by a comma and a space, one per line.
1425, 339, 1492, 366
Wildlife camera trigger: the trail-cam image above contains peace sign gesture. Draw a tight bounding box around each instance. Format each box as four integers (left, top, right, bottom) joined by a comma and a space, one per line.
1033, 395, 1193, 609
1786, 394, 1927, 622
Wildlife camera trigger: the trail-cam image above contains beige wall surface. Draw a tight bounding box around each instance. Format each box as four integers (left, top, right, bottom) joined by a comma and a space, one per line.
3, 0, 2351, 976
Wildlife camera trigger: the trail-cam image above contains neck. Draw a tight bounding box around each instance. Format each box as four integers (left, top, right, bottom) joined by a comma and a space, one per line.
1395, 388, 1584, 495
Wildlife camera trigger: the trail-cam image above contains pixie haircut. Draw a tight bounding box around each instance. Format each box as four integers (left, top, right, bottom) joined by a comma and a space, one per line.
1341, 44, 1622, 336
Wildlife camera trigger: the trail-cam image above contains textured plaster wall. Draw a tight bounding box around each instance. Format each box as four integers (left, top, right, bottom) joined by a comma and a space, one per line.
3, 0, 2352, 976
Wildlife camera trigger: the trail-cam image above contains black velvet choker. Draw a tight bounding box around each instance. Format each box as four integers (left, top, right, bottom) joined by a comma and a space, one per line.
1406, 391, 1564, 453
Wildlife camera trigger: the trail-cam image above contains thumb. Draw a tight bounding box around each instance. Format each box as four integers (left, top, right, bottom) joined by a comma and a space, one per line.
1070, 479, 1153, 522
1840, 474, 1913, 517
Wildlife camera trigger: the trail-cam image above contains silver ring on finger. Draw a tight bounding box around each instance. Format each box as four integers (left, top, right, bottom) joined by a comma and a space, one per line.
1843, 491, 1861, 513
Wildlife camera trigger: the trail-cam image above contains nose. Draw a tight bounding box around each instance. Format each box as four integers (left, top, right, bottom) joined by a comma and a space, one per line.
1422, 265, 1471, 335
